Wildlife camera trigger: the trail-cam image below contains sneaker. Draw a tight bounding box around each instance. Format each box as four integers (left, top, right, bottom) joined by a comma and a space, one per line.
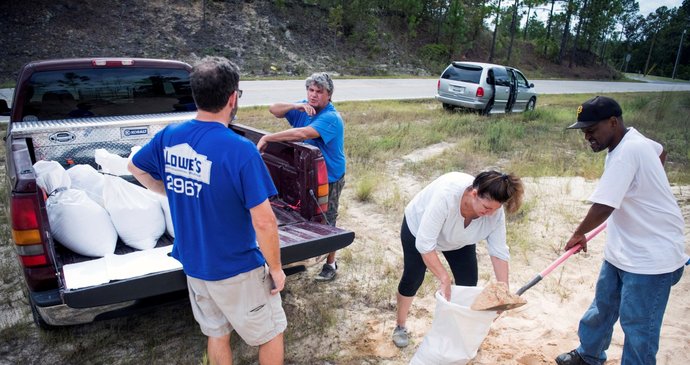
392, 325, 409, 348
315, 262, 337, 281
555, 350, 588, 365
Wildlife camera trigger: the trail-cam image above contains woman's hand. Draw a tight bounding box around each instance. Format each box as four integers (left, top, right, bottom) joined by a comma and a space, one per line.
421, 251, 453, 300
439, 276, 452, 301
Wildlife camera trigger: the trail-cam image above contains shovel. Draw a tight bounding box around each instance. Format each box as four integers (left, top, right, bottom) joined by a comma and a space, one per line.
471, 223, 608, 311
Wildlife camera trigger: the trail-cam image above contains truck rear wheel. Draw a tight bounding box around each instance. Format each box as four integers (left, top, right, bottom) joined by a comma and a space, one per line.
29, 297, 54, 330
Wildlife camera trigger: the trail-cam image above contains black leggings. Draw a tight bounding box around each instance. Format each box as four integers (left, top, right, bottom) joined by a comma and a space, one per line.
397, 216, 478, 297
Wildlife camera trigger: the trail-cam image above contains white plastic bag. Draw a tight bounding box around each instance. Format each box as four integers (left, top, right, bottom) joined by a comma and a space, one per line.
102, 175, 166, 250
67, 164, 105, 207
410, 286, 498, 365
33, 161, 117, 257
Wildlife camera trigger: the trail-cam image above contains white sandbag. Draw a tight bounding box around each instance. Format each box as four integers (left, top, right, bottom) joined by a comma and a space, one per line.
410, 286, 498, 365
95, 148, 131, 176
33, 161, 117, 257
102, 174, 165, 250
33, 160, 71, 194
129, 145, 142, 158
67, 164, 105, 207
157, 194, 175, 238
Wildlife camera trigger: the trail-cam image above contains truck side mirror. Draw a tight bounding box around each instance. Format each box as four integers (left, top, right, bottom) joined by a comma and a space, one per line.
529, 83, 534, 88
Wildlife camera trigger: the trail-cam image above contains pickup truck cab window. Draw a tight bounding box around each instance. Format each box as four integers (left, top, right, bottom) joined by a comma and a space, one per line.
21, 68, 195, 122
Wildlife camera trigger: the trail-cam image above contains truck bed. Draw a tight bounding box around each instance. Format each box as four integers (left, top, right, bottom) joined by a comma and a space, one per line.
9, 112, 354, 313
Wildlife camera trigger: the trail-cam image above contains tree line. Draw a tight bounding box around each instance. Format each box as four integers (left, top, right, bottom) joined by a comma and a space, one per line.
275, 0, 689, 79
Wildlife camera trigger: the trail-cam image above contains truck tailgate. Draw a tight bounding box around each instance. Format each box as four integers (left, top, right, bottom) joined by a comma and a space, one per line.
61, 221, 354, 308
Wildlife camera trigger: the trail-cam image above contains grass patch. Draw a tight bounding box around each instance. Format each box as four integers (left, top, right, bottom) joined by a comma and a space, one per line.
353, 173, 378, 202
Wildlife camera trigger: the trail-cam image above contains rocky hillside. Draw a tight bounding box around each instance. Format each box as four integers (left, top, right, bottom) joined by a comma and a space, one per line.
0, 0, 617, 85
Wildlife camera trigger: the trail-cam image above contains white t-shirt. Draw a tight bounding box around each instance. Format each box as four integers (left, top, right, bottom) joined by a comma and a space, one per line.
589, 127, 687, 274
404, 172, 510, 261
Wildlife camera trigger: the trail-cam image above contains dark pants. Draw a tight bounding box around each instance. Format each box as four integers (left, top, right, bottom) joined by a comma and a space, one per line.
397, 216, 478, 297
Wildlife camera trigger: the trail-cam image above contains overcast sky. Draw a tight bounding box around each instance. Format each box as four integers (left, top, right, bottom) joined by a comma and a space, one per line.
638, 0, 684, 16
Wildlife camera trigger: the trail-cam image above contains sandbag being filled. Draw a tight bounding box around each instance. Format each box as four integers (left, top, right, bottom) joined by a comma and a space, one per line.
33, 160, 117, 257
410, 286, 498, 365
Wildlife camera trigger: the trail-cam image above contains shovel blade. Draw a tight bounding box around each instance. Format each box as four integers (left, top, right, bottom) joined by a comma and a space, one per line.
474, 301, 527, 311
471, 282, 527, 311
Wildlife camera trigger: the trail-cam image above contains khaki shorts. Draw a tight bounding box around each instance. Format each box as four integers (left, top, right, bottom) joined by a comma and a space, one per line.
186, 265, 287, 346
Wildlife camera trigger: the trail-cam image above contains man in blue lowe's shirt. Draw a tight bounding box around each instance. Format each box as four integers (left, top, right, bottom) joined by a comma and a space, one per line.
258, 72, 346, 282
128, 56, 287, 365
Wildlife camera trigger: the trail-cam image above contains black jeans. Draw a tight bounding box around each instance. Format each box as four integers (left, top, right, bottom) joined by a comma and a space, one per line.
397, 216, 478, 297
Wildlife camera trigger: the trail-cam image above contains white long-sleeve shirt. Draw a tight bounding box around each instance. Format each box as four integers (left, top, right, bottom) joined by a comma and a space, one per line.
404, 172, 510, 261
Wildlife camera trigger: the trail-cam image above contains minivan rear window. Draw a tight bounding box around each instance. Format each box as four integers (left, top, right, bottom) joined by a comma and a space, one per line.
441, 64, 482, 84
21, 67, 195, 122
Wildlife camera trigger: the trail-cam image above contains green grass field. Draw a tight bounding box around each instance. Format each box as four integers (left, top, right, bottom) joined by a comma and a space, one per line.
239, 92, 690, 186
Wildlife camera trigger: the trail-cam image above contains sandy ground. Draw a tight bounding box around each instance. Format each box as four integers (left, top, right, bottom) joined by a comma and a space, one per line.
325, 142, 690, 365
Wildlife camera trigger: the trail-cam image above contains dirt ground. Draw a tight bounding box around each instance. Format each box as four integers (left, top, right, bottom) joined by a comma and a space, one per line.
316, 144, 690, 365
0, 144, 688, 364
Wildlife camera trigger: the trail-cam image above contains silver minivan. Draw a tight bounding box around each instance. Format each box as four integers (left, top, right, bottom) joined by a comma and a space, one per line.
435, 61, 537, 114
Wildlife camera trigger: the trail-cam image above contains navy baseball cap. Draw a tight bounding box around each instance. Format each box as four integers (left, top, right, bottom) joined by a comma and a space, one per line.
567, 96, 622, 129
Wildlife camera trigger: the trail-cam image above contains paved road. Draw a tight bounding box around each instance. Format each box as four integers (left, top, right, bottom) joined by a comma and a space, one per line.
2, 78, 689, 110
237, 78, 690, 106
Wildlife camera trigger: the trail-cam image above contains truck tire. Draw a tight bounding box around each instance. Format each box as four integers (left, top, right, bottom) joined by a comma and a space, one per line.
442, 103, 454, 111
30, 297, 54, 330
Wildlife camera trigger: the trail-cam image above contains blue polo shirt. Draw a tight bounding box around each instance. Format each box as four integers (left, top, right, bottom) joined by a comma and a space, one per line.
286, 101, 346, 183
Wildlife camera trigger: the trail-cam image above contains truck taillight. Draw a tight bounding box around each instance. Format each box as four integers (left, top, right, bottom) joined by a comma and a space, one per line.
437, 80, 440, 90
315, 158, 329, 217
20, 255, 48, 267
11, 194, 48, 267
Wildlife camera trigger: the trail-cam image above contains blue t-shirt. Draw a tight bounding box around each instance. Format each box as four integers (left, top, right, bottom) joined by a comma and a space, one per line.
132, 120, 278, 281
286, 101, 346, 183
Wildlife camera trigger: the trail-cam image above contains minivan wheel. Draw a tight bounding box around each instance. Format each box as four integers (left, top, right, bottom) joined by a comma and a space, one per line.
526, 98, 536, 111
442, 103, 454, 111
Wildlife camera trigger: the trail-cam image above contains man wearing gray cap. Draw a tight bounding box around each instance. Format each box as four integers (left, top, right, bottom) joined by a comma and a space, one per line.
555, 96, 687, 365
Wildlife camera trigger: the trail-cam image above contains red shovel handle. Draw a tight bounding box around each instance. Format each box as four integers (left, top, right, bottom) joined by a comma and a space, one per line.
540, 222, 607, 278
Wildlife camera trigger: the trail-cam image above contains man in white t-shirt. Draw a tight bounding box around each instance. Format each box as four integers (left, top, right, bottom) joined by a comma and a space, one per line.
555, 96, 688, 365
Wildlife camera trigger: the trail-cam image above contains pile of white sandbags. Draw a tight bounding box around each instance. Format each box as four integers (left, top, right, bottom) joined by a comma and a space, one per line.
33, 160, 117, 257
32, 147, 175, 257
